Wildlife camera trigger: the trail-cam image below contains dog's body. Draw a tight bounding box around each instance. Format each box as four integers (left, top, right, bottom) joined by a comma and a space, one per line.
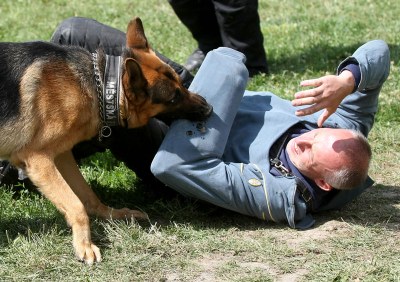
0, 42, 101, 159
0, 17, 211, 264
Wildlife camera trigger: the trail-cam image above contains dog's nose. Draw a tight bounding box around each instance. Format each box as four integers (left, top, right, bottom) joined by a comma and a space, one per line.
196, 95, 213, 118
203, 103, 213, 117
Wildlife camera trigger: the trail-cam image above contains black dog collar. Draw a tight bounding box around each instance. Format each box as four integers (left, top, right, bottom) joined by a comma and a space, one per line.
103, 54, 122, 127
92, 53, 124, 140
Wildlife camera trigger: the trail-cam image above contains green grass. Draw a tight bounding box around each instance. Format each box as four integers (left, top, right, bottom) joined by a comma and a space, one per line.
0, 0, 399, 281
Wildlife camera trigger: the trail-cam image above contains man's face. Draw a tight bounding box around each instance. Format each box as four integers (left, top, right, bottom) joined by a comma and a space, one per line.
286, 128, 354, 182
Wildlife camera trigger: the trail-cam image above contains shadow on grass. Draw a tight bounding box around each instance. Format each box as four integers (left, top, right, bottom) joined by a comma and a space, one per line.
0, 183, 398, 253
150, 184, 400, 230
269, 42, 400, 74
312, 184, 400, 230
0, 211, 119, 256
0, 215, 65, 248
389, 43, 400, 64
137, 184, 400, 233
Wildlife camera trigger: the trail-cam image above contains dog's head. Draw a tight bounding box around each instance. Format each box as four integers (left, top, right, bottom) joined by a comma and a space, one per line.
121, 17, 212, 128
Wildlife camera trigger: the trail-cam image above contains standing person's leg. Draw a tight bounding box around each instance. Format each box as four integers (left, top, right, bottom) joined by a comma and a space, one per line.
168, 0, 223, 71
213, 0, 268, 76
50, 17, 126, 55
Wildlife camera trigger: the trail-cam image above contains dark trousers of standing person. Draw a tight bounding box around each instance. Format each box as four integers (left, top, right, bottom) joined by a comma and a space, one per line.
168, 0, 268, 76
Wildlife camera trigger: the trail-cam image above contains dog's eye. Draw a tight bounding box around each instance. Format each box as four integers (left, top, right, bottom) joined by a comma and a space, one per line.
167, 96, 176, 104
168, 89, 181, 104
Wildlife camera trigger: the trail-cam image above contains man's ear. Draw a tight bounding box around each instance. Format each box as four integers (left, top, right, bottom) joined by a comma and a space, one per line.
315, 178, 333, 191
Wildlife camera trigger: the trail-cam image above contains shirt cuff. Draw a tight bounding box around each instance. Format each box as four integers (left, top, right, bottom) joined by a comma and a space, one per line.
340, 63, 361, 92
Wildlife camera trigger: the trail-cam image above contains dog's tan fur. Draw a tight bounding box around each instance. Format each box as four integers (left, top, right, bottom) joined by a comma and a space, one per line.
0, 17, 211, 264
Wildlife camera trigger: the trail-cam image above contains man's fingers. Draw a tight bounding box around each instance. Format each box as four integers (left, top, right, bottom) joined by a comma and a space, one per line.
295, 104, 322, 116
299, 78, 322, 87
294, 88, 319, 99
317, 110, 330, 127
292, 96, 320, 106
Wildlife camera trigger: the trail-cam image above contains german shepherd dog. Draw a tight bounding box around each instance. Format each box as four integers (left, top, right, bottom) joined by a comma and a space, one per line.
0, 17, 212, 264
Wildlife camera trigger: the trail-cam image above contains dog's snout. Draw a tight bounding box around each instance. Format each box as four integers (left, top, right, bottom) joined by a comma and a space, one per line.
199, 95, 213, 112
155, 90, 213, 123
202, 100, 213, 117
203, 105, 213, 119
190, 94, 213, 120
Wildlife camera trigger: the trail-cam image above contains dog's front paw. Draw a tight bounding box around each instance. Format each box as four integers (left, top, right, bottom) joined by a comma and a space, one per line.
110, 207, 149, 221
74, 241, 101, 265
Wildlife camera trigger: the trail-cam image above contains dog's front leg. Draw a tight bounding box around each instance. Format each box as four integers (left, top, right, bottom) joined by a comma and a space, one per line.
23, 152, 101, 265
55, 150, 148, 221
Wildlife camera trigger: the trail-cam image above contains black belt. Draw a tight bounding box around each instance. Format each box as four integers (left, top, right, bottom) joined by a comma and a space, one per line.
295, 178, 314, 212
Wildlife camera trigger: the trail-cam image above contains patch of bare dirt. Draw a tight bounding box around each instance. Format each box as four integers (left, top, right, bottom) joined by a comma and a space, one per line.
164, 253, 233, 282
276, 268, 308, 282
276, 220, 354, 249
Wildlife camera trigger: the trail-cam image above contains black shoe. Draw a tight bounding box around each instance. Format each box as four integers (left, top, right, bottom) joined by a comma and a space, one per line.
184, 48, 205, 73
248, 66, 269, 77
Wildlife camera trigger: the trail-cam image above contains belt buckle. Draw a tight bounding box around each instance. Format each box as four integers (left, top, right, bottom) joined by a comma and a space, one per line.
302, 192, 312, 203
300, 190, 313, 212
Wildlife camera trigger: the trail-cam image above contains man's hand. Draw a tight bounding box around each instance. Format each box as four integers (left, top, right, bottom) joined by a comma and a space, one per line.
291, 70, 355, 127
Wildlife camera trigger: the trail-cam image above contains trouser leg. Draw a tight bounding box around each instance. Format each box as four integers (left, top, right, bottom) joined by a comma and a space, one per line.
168, 0, 222, 53
212, 0, 268, 75
50, 17, 126, 55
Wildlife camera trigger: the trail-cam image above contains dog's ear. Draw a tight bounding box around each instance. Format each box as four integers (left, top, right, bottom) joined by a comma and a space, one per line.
126, 17, 149, 50
123, 58, 147, 96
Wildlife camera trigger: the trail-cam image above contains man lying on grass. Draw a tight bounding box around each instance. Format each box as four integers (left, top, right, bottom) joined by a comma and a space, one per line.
1, 18, 390, 229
